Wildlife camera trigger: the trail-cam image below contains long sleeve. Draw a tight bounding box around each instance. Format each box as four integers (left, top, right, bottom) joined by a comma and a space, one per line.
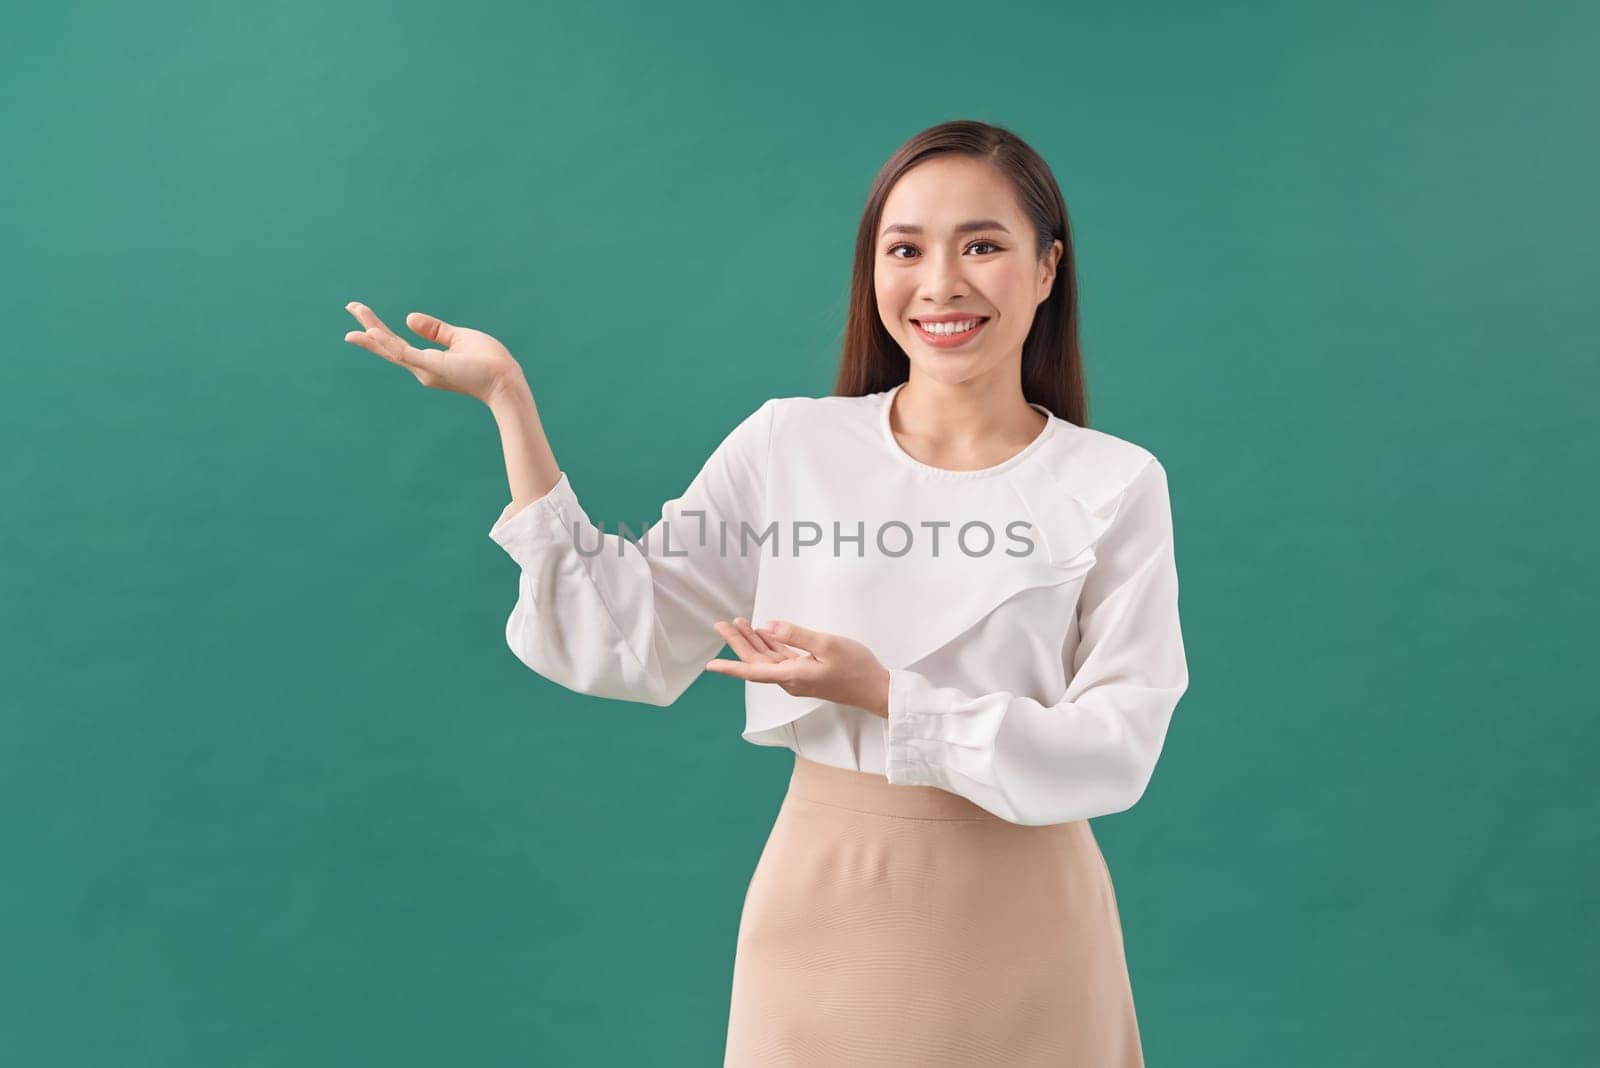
486, 398, 776, 706
883, 456, 1189, 826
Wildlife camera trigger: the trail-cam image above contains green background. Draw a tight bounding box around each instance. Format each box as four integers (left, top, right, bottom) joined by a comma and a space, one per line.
3, 1, 1593, 1064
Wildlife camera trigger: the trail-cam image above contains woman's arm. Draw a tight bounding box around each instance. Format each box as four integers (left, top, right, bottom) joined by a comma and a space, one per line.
340, 302, 773, 708
485, 388, 777, 707
486, 373, 563, 508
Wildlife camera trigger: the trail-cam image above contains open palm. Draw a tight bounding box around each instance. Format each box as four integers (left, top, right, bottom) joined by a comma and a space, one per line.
707, 618, 890, 719
342, 300, 520, 404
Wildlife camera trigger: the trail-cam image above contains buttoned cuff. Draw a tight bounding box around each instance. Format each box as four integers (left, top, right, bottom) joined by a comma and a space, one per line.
883, 667, 950, 788
487, 471, 584, 558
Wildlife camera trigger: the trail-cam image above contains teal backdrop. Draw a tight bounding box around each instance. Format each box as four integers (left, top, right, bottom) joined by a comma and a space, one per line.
3, 1, 1593, 1064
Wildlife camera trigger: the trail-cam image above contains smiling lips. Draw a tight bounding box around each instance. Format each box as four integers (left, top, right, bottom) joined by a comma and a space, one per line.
912, 316, 990, 348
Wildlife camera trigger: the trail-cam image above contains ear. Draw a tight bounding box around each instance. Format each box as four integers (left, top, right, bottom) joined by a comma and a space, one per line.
1038, 239, 1064, 298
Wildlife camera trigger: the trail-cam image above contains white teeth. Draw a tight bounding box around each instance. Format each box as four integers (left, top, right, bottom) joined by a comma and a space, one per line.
918, 318, 983, 335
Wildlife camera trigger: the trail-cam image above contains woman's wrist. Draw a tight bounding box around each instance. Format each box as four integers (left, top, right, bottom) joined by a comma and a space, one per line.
485, 367, 533, 416
486, 371, 561, 506
870, 667, 891, 719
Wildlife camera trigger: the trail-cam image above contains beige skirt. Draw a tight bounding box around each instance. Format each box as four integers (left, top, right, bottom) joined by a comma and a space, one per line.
724, 754, 1144, 1067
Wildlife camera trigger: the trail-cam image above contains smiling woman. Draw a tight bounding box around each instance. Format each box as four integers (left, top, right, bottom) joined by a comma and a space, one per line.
352, 117, 1185, 1067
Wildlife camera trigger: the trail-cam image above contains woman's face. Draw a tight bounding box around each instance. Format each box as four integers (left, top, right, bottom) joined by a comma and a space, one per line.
874, 156, 1062, 389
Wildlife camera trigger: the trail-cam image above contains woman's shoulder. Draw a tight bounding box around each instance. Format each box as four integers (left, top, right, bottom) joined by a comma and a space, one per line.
1054, 418, 1159, 468
760, 390, 883, 438
708, 392, 875, 468
763, 391, 879, 414
1045, 419, 1168, 505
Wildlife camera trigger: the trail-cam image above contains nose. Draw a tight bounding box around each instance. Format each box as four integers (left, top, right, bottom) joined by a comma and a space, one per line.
918, 248, 970, 306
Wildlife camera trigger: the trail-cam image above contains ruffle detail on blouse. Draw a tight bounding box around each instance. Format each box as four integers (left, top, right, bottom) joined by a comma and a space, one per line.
741, 454, 1134, 740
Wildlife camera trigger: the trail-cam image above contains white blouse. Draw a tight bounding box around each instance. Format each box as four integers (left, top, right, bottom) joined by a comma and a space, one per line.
486, 381, 1189, 827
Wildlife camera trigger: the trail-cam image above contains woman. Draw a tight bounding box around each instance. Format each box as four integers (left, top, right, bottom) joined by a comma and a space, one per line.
343, 119, 1188, 1067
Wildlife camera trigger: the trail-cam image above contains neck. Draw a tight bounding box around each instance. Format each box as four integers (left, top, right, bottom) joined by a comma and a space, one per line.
892, 374, 1044, 452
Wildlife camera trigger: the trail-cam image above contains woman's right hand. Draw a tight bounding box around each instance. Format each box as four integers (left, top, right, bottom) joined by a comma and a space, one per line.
343, 301, 524, 405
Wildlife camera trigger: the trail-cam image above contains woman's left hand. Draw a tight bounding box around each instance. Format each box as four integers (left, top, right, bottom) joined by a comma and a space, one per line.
706, 619, 891, 719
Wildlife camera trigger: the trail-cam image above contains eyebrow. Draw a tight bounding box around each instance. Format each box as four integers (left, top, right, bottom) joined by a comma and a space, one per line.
879, 219, 1012, 239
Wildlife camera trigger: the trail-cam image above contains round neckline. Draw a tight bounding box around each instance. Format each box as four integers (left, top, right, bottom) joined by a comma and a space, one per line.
878, 380, 1058, 479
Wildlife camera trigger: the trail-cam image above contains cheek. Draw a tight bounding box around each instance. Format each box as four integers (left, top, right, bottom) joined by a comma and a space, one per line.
875, 278, 908, 319
990, 276, 1033, 313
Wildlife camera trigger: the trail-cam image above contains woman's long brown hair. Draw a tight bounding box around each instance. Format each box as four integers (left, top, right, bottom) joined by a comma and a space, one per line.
830, 119, 1089, 428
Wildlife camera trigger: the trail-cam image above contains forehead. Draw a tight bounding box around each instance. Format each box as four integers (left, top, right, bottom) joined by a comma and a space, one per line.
880, 156, 1022, 228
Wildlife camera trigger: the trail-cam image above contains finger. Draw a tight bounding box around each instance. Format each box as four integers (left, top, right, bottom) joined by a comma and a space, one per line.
732, 618, 785, 660
343, 328, 405, 362
754, 627, 812, 660
343, 325, 431, 371
758, 620, 828, 655
345, 301, 398, 336
713, 620, 764, 663
405, 311, 459, 349
704, 658, 796, 684
342, 310, 444, 376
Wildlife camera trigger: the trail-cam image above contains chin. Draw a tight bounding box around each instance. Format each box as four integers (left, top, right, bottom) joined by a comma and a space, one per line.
905, 357, 981, 384
906, 349, 1017, 387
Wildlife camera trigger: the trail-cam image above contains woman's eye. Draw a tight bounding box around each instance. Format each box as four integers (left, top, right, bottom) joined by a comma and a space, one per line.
886, 241, 1002, 259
